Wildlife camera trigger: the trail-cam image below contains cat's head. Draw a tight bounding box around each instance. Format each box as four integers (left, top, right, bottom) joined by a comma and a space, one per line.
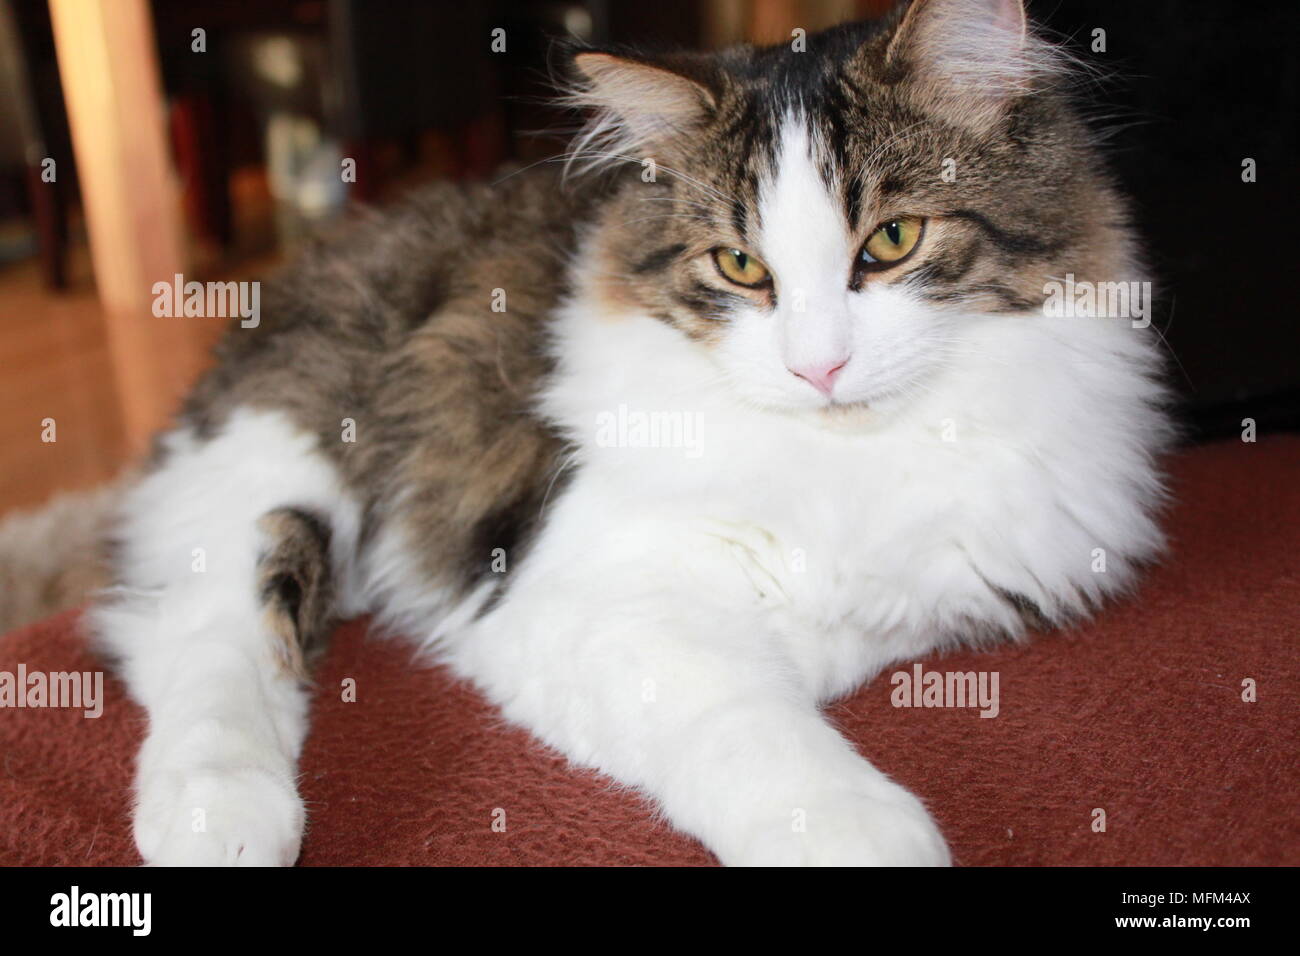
565, 0, 1133, 414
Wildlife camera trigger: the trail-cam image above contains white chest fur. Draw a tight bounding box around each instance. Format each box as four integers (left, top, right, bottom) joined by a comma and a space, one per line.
510, 290, 1169, 701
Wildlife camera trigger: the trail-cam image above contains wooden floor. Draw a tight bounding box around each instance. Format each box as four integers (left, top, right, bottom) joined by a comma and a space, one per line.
0, 251, 126, 516
0, 248, 231, 518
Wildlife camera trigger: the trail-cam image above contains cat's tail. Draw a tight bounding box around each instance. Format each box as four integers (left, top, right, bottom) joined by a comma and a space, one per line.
0, 478, 127, 634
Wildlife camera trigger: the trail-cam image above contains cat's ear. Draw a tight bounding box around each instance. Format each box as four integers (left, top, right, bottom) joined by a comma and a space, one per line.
884, 0, 1051, 125
564, 50, 718, 171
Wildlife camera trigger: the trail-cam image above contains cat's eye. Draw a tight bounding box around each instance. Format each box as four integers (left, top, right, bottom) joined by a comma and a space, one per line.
712, 248, 771, 288
860, 217, 924, 269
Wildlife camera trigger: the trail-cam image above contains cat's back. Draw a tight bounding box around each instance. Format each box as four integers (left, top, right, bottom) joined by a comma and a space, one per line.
181, 165, 598, 439
169, 164, 603, 600
232, 165, 593, 349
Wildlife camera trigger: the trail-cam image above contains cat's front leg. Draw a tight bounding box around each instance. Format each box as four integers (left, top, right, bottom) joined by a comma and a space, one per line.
459, 590, 949, 866
669, 691, 951, 866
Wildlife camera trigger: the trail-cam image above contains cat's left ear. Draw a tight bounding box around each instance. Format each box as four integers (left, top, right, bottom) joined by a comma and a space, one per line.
882, 0, 1053, 127
565, 49, 719, 168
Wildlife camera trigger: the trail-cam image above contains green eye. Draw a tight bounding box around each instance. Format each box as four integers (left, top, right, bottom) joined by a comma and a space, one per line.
712, 248, 771, 287
861, 216, 924, 267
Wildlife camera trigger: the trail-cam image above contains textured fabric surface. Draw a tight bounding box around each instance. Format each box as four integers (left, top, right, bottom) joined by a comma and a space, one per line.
1, 436, 1296, 866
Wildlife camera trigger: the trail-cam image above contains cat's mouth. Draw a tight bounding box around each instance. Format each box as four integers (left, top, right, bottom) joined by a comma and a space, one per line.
820, 401, 874, 421
796, 398, 882, 432
805, 383, 923, 428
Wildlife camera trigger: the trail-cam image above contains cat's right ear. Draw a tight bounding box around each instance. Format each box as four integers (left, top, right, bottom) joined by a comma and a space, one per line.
881, 0, 1063, 130
563, 49, 718, 172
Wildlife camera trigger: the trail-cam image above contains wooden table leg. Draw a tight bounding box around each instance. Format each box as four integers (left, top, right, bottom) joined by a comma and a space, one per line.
49, 0, 200, 452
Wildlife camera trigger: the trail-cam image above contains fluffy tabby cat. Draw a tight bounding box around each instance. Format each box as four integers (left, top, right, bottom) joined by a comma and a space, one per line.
84, 0, 1170, 865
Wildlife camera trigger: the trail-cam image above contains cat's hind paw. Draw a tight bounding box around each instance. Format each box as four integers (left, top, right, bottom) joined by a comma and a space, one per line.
134, 765, 305, 867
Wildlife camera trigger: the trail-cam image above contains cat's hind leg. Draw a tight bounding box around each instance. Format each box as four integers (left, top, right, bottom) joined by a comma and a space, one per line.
93, 407, 361, 866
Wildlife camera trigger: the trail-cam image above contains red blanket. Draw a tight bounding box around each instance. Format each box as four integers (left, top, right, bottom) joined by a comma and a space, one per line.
2, 437, 1296, 865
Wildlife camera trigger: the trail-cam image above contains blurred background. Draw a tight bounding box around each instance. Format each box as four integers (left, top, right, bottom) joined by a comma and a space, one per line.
0, 0, 1295, 519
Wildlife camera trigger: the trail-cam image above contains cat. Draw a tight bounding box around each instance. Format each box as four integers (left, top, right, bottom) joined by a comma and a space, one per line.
87, 0, 1170, 866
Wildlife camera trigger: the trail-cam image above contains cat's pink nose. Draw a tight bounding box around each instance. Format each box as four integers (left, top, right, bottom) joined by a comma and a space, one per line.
788, 359, 848, 397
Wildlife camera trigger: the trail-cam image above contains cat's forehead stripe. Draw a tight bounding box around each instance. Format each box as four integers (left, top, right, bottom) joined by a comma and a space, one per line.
757, 115, 855, 289
745, 106, 861, 240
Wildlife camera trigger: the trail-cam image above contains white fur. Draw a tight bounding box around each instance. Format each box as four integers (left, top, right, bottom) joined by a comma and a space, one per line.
108, 117, 1166, 867
95, 408, 361, 865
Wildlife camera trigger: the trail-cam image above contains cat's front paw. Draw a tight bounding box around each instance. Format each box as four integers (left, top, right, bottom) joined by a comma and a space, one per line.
134, 765, 305, 866
722, 785, 951, 867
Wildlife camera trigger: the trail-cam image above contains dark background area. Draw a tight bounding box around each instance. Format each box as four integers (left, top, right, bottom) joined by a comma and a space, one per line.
1029, 0, 1300, 438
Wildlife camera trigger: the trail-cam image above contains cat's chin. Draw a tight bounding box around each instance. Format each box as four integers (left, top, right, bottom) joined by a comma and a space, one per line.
807, 399, 923, 439
815, 401, 882, 430
750, 395, 887, 432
